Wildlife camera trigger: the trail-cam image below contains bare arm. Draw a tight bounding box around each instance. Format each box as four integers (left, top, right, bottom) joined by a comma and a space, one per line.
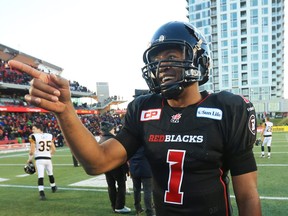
55, 103, 128, 174
28, 138, 35, 163
232, 171, 262, 216
260, 122, 265, 140
50, 139, 56, 155
9, 60, 127, 175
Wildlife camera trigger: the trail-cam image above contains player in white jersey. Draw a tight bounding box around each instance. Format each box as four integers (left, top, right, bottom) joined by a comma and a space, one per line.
28, 124, 57, 200
260, 116, 273, 158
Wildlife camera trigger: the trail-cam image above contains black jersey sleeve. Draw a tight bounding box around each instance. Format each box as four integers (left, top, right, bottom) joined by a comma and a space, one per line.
217, 92, 257, 176
29, 134, 36, 141
114, 96, 148, 159
115, 127, 141, 160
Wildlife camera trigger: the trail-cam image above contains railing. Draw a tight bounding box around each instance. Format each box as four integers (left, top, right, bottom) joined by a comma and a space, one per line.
0, 142, 30, 153
0, 139, 19, 145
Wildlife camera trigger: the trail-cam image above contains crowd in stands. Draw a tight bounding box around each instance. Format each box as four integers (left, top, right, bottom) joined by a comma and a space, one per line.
0, 60, 31, 85
0, 111, 123, 145
0, 59, 126, 144
0, 59, 93, 93
0, 59, 124, 109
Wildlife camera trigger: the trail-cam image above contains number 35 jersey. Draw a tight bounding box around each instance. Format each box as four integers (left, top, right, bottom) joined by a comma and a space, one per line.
116, 90, 257, 216
30, 133, 53, 159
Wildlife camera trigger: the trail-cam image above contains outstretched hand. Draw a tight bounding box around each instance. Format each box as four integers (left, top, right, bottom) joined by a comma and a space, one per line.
8, 60, 71, 114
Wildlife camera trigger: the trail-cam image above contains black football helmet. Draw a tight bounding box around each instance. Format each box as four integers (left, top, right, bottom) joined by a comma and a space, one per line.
255, 138, 262, 146
100, 121, 114, 133
142, 21, 211, 99
24, 161, 36, 175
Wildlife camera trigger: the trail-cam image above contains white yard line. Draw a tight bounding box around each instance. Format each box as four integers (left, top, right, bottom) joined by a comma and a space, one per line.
0, 184, 287, 201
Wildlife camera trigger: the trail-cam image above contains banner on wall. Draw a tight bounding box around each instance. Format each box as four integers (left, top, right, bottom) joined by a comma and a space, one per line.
0, 106, 99, 114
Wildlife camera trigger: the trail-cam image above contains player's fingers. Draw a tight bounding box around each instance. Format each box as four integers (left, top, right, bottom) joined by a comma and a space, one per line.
8, 60, 49, 83
30, 78, 61, 99
24, 94, 66, 113
48, 73, 70, 91
29, 85, 59, 103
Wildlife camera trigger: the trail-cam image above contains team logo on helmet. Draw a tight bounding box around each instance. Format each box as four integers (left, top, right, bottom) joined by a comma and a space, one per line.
158, 35, 165, 42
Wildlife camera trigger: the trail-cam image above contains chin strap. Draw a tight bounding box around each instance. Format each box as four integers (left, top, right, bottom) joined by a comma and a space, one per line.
162, 84, 184, 99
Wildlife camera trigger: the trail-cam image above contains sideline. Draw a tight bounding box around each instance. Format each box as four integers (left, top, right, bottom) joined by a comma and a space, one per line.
1, 148, 288, 202
0, 184, 287, 201
0, 184, 107, 192
257, 164, 288, 166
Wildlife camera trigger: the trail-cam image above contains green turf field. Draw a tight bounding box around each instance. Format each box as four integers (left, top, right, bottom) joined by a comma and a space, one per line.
0, 132, 287, 216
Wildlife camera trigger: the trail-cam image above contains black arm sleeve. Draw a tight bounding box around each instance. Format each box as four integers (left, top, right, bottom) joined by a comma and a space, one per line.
114, 98, 145, 160
218, 92, 257, 175
115, 127, 141, 160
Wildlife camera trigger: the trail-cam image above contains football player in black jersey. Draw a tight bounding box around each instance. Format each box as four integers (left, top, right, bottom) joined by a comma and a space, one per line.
9, 21, 261, 216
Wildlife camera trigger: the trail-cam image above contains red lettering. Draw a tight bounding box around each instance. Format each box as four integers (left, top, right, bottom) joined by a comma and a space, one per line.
144, 111, 158, 119
154, 135, 160, 141
148, 135, 155, 142
148, 134, 165, 142
159, 135, 165, 142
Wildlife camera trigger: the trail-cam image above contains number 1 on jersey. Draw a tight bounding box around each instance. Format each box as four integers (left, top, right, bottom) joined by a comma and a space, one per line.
164, 149, 185, 205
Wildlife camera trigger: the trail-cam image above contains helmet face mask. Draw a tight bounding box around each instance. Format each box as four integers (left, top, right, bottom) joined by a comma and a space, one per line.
142, 21, 211, 99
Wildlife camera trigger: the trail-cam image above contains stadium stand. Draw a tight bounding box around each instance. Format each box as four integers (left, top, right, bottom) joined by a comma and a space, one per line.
0, 44, 127, 146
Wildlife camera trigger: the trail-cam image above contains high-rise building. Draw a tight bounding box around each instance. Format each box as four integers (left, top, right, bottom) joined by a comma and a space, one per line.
186, 0, 285, 101
96, 82, 110, 104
